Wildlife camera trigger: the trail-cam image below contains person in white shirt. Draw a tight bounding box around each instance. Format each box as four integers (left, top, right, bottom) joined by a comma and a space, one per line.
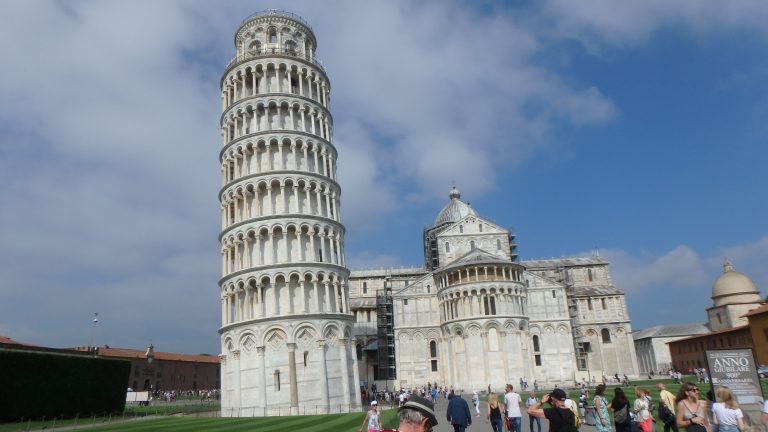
504, 384, 522, 432
713, 387, 744, 432
526, 391, 542, 432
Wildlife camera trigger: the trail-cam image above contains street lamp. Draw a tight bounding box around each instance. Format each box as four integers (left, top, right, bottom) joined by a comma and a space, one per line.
88, 312, 99, 355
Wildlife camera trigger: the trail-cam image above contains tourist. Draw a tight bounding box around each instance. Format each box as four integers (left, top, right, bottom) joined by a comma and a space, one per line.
504, 384, 522, 432
675, 382, 710, 432
384, 394, 438, 432
633, 388, 652, 432
609, 387, 631, 432
360, 400, 382, 432
526, 391, 543, 432
658, 383, 679, 432
487, 392, 504, 432
447, 391, 472, 432
527, 388, 577, 432
592, 384, 612, 432
472, 390, 480, 416
711, 387, 744, 432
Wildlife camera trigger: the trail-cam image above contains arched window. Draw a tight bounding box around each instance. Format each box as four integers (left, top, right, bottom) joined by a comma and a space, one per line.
268, 28, 277, 44
601, 329, 612, 343
303, 351, 309, 366
479, 224, 483, 232
601, 298, 607, 309
717, 313, 722, 325
470, 241, 476, 250
497, 239, 502, 250
445, 242, 451, 253
588, 269, 593, 282
430, 341, 437, 357
274, 370, 281, 390
459, 225, 464, 233
532, 335, 540, 352
356, 344, 363, 360
362, 281, 367, 294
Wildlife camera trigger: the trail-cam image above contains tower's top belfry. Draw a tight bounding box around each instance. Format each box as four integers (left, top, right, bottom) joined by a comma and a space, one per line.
229, 10, 321, 71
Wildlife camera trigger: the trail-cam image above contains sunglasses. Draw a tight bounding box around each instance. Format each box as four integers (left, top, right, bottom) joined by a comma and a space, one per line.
688, 388, 699, 392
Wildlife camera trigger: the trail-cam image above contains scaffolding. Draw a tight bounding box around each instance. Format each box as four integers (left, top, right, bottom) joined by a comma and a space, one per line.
376, 275, 396, 386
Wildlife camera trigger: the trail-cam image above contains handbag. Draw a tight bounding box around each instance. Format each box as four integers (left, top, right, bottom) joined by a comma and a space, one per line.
687, 424, 707, 432
614, 405, 629, 424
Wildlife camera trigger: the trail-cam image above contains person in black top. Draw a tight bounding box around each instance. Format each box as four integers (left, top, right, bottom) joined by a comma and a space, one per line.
610, 387, 632, 432
527, 388, 576, 432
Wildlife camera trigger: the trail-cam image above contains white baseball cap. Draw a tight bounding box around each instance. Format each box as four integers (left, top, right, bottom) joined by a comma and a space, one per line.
371, 400, 378, 405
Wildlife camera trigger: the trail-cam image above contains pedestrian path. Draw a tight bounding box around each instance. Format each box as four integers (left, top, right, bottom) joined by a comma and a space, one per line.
432, 394, 597, 432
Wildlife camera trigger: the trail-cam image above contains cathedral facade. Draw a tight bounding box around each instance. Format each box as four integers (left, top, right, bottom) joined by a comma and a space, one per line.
349, 188, 639, 391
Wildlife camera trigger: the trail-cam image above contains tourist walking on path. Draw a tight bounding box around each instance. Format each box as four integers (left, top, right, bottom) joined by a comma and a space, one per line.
360, 400, 382, 432
675, 382, 710, 432
527, 391, 543, 432
658, 383, 679, 432
473, 391, 480, 416
609, 387, 632, 432
487, 392, 504, 432
633, 388, 652, 432
711, 387, 744, 432
504, 384, 522, 432
527, 388, 577, 432
592, 384, 612, 432
447, 391, 472, 432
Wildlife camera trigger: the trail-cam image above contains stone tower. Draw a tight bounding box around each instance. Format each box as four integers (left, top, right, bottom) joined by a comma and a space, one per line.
218, 10, 359, 416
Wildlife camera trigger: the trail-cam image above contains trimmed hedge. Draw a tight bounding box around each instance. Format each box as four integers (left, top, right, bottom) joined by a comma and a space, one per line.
0, 349, 130, 421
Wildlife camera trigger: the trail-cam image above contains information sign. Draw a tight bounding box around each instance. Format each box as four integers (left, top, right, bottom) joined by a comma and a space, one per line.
705, 349, 762, 404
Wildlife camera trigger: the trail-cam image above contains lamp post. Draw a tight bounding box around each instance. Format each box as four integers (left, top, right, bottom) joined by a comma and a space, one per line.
88, 312, 99, 355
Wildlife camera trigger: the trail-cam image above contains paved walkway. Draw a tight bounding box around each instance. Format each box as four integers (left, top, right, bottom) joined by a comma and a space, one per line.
428, 394, 597, 432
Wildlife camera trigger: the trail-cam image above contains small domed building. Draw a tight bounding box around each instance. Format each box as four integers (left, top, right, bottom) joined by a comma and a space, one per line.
708, 261, 763, 331
663, 261, 764, 371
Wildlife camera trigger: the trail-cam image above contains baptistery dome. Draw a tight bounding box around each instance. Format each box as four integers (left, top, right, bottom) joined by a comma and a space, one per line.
434, 186, 478, 226
711, 261, 761, 307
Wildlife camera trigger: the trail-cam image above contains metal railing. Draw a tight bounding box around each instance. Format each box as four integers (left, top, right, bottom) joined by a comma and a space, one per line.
240, 9, 314, 33
225, 48, 326, 75
220, 404, 364, 417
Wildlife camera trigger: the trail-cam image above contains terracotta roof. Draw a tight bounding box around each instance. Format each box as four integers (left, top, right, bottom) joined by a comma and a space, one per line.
0, 335, 37, 346
666, 325, 749, 344
97, 347, 219, 364
742, 303, 768, 317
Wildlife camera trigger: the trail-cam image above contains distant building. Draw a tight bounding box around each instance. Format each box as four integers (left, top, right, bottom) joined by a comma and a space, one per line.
633, 323, 709, 374
743, 304, 768, 365
86, 346, 220, 392
667, 261, 763, 371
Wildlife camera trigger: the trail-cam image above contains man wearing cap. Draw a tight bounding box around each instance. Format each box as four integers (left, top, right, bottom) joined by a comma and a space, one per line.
527, 388, 577, 432
383, 394, 438, 432
447, 391, 472, 432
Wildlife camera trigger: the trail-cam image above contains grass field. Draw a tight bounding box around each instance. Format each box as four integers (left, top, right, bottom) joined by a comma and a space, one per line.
0, 408, 398, 432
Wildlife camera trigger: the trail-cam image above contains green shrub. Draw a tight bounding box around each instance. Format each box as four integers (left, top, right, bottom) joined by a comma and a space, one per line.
0, 349, 130, 421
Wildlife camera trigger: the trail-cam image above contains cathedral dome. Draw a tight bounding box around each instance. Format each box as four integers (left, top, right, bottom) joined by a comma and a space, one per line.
434, 186, 478, 226
712, 261, 761, 307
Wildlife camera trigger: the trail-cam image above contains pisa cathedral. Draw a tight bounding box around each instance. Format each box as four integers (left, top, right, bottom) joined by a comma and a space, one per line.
217, 10, 637, 416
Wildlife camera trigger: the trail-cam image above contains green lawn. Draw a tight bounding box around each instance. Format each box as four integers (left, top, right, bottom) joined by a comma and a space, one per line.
0, 409, 398, 432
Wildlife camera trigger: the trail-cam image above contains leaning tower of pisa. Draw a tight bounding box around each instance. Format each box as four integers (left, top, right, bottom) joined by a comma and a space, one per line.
218, 10, 359, 416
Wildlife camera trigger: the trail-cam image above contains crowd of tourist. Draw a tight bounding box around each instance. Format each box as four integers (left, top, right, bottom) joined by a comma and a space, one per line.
358, 377, 766, 432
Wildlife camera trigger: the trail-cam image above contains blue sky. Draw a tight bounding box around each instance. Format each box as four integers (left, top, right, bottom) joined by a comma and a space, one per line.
0, 0, 766, 355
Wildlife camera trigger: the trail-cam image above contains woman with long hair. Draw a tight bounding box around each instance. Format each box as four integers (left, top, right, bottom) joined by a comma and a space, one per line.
675, 382, 710, 432
610, 387, 631, 432
712, 387, 744, 432
487, 392, 504, 432
593, 384, 612, 432
633, 388, 652, 432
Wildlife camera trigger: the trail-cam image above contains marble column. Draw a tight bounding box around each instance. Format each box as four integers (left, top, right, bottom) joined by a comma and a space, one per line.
287, 342, 299, 414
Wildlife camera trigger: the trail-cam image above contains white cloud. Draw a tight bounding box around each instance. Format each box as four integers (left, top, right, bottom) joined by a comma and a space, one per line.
539, 0, 768, 51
